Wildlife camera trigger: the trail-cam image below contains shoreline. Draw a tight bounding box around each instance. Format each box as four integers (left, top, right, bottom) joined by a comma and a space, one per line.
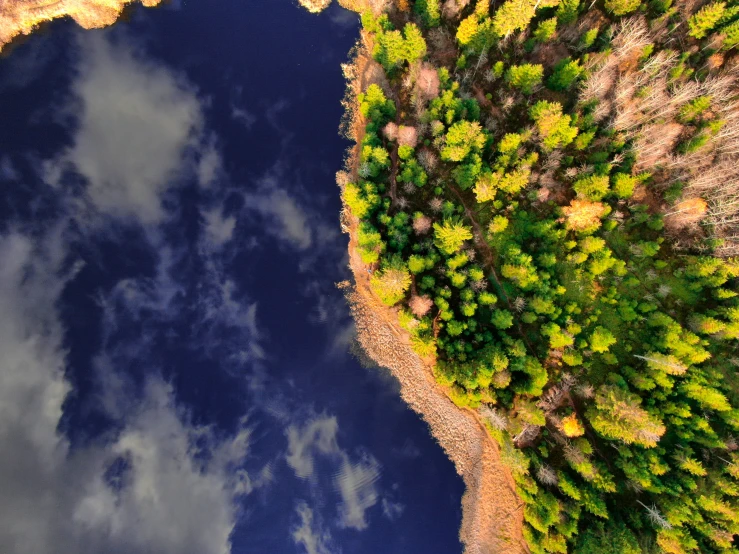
342, 207, 526, 554
0, 0, 162, 52
339, 37, 526, 554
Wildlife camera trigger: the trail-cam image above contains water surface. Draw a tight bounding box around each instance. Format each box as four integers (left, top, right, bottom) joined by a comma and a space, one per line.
0, 1, 464, 552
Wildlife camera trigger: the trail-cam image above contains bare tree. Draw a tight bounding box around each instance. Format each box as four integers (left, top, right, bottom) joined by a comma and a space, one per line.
409, 294, 433, 317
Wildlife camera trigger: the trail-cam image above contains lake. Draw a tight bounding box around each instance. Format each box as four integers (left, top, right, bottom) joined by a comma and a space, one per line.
0, 1, 464, 553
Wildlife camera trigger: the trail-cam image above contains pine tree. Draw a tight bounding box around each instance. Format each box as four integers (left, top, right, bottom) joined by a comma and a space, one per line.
415, 0, 441, 27
573, 175, 610, 201
587, 386, 666, 447
505, 63, 544, 94
457, 14, 496, 53
688, 2, 726, 39
547, 57, 583, 91
589, 326, 616, 353
529, 101, 579, 150
556, 0, 580, 24
492, 0, 538, 38
604, 0, 642, 16
441, 120, 486, 162
533, 17, 557, 42
370, 256, 411, 305
722, 19, 739, 49
433, 217, 474, 254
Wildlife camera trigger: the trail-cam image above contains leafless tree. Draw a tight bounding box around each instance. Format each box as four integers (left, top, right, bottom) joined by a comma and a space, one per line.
383, 122, 399, 141
418, 148, 438, 172
637, 501, 673, 529
409, 294, 433, 317
479, 405, 508, 431
413, 214, 432, 234
398, 125, 419, 147
441, 0, 471, 20
417, 63, 441, 101
536, 464, 559, 486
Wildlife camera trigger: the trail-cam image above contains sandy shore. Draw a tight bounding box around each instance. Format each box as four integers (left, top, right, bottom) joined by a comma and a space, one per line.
0, 0, 162, 51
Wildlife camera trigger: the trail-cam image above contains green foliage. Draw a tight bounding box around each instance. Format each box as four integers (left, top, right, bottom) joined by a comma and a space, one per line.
589, 326, 616, 353
556, 0, 580, 24
505, 63, 544, 94
679, 95, 712, 123
358, 84, 395, 122
414, 0, 441, 28
489, 215, 510, 234
579, 27, 599, 49
491, 60, 505, 79
433, 218, 474, 254
492, 0, 538, 37
530, 101, 579, 150
370, 256, 411, 306
374, 23, 427, 73
547, 57, 583, 91
457, 13, 496, 53
573, 175, 610, 201
604, 0, 642, 16
722, 19, 739, 49
492, 309, 515, 329
688, 1, 726, 39
441, 120, 487, 162
352, 5, 739, 552
611, 173, 641, 198
533, 17, 558, 42
573, 521, 641, 554
588, 386, 666, 446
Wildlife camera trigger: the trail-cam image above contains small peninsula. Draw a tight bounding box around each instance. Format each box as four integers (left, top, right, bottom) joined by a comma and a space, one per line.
328, 0, 739, 552
0, 0, 161, 51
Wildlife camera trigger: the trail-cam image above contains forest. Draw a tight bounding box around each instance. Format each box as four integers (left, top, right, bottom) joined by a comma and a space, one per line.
339, 0, 739, 551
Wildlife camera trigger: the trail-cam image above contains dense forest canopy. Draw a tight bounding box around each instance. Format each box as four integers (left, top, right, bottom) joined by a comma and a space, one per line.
338, 0, 739, 551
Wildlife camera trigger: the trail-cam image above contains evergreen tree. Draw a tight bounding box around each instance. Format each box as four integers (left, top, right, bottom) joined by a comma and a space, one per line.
505, 63, 544, 94
546, 57, 583, 91
370, 256, 412, 306
604, 0, 642, 16
433, 218, 474, 254
529, 101, 579, 150
441, 121, 487, 162
415, 0, 441, 28
533, 17, 558, 42
588, 386, 666, 447
688, 2, 726, 39
492, 0, 538, 37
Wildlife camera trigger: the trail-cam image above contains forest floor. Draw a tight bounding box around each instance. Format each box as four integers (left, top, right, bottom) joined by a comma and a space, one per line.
0, 0, 161, 51
339, 39, 527, 554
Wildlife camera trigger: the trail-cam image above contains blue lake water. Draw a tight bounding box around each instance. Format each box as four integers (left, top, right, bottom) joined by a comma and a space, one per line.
0, 1, 464, 552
